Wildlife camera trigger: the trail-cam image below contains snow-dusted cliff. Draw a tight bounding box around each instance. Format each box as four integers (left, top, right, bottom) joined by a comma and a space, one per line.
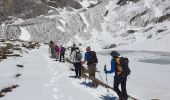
0, 0, 106, 44
100, 0, 170, 48
0, 0, 170, 49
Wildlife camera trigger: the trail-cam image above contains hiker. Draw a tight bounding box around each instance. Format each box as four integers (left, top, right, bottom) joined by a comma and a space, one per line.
104, 51, 130, 100
54, 43, 59, 61
72, 47, 82, 78
69, 43, 77, 58
83, 46, 98, 86
59, 45, 66, 62
49, 41, 54, 58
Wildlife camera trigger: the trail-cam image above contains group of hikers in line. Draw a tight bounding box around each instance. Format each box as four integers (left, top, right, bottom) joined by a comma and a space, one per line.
49, 41, 131, 100
49, 41, 66, 62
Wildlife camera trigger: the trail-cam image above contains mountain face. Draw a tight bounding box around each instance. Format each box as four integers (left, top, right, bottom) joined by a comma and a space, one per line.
0, 0, 49, 22
99, 0, 170, 49
0, 0, 104, 43
42, 0, 82, 9
0, 0, 170, 48
0, 0, 82, 24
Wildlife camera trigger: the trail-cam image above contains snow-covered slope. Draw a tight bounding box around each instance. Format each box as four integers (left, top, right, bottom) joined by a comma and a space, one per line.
1, 44, 170, 100
90, 0, 170, 51
0, 0, 169, 51
0, 45, 118, 100
0, 0, 170, 100
0, 0, 106, 44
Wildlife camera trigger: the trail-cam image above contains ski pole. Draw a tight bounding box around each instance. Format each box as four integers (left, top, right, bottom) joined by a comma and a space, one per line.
97, 70, 104, 83
104, 65, 110, 100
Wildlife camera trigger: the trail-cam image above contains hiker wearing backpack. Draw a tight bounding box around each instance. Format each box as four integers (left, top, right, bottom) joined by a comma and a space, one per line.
59, 45, 66, 62
104, 51, 131, 100
72, 47, 82, 78
84, 46, 98, 87
69, 43, 77, 58
54, 43, 59, 61
49, 41, 54, 58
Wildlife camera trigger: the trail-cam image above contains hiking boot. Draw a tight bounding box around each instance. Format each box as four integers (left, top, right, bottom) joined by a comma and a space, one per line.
78, 77, 82, 79
0, 93, 4, 97
92, 83, 98, 88
119, 96, 125, 100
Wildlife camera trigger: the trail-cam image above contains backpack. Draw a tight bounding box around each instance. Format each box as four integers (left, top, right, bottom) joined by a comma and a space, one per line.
88, 51, 98, 64
61, 47, 66, 53
54, 45, 59, 52
75, 51, 81, 61
115, 57, 131, 77
71, 47, 76, 54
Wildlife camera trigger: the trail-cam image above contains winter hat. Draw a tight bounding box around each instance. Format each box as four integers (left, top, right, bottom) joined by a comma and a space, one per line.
109, 51, 120, 57
86, 46, 91, 52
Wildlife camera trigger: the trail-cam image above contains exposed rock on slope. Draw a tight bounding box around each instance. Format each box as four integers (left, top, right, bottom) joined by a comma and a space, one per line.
42, 0, 82, 9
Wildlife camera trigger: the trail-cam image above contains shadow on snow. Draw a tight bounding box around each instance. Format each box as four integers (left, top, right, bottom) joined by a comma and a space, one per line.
80, 81, 98, 88
100, 95, 117, 100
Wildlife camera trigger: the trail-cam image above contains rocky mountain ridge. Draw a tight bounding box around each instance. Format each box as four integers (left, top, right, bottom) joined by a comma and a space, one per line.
0, 0, 169, 49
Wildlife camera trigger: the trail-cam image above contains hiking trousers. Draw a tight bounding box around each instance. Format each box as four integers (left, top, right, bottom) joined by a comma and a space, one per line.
73, 62, 82, 77
59, 53, 65, 62
54, 50, 59, 60
88, 64, 96, 82
114, 76, 128, 100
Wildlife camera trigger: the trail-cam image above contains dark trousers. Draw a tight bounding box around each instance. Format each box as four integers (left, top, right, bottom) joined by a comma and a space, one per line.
74, 62, 82, 77
59, 53, 65, 62
114, 76, 128, 100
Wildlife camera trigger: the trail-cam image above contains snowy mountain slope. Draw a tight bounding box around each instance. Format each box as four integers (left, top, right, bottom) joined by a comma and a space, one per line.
0, 0, 169, 51
97, 0, 170, 50
0, 0, 170, 100
1, 18, 170, 100
0, 24, 21, 40
21, 0, 106, 43
68, 0, 170, 52
0, 0, 107, 43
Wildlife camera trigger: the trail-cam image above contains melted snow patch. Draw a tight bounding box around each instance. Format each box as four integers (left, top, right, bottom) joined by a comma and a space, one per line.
19, 27, 31, 41
56, 26, 65, 32
1, 23, 5, 26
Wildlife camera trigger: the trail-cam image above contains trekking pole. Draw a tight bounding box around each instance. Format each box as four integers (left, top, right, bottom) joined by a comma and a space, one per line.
104, 65, 110, 100
83, 66, 87, 83
97, 69, 104, 83
105, 73, 110, 100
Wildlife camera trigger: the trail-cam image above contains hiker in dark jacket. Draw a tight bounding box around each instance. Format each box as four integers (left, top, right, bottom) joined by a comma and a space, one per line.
71, 43, 76, 54
104, 51, 128, 100
49, 41, 54, 58
59, 45, 66, 62
84, 46, 98, 87
69, 43, 77, 58
72, 47, 82, 78
54, 43, 59, 61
